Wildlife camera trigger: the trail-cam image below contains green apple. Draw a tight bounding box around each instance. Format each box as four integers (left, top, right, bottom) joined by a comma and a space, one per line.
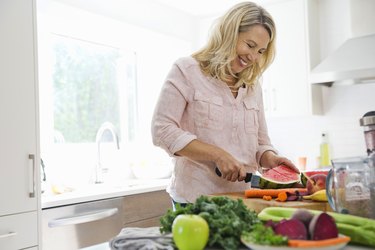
172, 214, 209, 250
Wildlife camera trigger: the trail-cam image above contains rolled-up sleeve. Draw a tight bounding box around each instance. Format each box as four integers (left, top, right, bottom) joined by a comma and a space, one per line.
151, 63, 197, 156
255, 84, 277, 166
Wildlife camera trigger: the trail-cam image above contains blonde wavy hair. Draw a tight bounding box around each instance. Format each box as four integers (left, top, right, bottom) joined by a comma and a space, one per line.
192, 1, 276, 87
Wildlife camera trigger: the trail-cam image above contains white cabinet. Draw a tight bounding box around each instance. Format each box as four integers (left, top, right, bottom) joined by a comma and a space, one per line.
0, 0, 40, 249
262, 0, 322, 117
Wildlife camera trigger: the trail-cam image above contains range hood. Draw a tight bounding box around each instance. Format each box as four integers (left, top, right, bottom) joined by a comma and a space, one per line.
310, 33, 375, 85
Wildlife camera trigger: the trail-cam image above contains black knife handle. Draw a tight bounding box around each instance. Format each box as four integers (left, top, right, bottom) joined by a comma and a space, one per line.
215, 167, 252, 183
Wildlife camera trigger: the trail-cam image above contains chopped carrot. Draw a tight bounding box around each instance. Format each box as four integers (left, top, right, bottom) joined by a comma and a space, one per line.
262, 195, 272, 201
288, 235, 351, 248
275, 191, 288, 202
244, 188, 307, 198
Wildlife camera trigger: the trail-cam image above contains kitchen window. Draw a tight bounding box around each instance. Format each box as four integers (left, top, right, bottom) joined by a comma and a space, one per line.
37, 1, 191, 189
38, 32, 138, 187
51, 34, 137, 143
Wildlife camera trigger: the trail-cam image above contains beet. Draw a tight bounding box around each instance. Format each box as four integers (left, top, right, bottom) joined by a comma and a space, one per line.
309, 212, 338, 240
273, 219, 308, 240
291, 209, 314, 228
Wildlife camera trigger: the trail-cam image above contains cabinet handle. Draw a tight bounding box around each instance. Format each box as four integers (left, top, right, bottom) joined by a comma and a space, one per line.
29, 154, 36, 198
0, 232, 17, 239
48, 208, 118, 228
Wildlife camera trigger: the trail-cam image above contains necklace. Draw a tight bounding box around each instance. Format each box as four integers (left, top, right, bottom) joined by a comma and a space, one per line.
228, 85, 239, 93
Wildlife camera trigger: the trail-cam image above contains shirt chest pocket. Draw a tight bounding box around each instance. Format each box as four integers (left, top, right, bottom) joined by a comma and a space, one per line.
243, 98, 259, 134
193, 92, 224, 130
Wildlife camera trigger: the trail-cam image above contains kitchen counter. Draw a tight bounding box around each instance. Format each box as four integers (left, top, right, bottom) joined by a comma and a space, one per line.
42, 178, 170, 208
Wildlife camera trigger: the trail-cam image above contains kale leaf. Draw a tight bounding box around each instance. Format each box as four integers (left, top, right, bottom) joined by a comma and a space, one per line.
242, 223, 288, 246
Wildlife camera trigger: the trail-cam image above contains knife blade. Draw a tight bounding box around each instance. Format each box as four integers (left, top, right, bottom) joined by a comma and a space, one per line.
214, 167, 261, 188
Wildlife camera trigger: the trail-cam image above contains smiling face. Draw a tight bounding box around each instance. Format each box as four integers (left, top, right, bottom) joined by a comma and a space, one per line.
231, 24, 270, 74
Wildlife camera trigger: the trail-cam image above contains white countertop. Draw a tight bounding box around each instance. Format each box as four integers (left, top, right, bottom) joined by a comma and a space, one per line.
42, 178, 170, 208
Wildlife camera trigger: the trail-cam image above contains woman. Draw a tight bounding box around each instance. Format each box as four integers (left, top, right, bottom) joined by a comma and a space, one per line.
151, 1, 299, 205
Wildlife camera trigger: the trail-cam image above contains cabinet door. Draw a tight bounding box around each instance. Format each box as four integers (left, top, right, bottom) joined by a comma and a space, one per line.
262, 0, 310, 117
0, 0, 38, 215
0, 212, 38, 250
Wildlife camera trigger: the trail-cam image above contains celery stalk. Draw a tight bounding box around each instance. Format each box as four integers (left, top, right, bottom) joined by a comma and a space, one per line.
336, 223, 375, 247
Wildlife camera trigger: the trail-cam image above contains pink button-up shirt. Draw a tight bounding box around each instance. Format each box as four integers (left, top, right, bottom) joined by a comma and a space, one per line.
151, 57, 276, 203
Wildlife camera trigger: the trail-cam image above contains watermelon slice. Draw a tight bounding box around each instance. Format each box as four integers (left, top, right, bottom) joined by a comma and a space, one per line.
300, 170, 329, 187
259, 165, 300, 189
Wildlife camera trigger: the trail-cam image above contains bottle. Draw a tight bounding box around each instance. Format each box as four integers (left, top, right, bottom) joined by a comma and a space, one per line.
319, 133, 331, 168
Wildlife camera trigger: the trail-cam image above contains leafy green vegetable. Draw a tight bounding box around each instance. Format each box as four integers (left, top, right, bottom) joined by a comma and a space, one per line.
242, 224, 288, 246
160, 195, 260, 250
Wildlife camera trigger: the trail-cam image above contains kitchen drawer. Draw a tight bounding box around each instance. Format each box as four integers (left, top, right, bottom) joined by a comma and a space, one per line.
0, 211, 38, 250
42, 197, 124, 250
122, 190, 171, 226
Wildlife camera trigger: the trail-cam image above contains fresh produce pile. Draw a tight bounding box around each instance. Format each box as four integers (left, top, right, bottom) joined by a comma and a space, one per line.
160, 196, 260, 250
244, 167, 331, 202
265, 210, 339, 241
243, 209, 351, 248
160, 195, 375, 249
258, 207, 375, 247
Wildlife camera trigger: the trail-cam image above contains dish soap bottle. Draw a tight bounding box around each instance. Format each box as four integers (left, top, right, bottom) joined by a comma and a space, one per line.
319, 133, 331, 168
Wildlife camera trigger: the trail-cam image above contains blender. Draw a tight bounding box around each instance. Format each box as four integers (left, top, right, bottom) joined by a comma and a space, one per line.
360, 111, 375, 218
326, 112, 375, 218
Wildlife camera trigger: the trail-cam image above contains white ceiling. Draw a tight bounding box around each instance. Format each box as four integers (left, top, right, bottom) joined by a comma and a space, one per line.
154, 0, 254, 17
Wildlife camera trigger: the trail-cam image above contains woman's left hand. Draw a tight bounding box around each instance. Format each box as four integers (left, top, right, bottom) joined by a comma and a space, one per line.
260, 151, 300, 173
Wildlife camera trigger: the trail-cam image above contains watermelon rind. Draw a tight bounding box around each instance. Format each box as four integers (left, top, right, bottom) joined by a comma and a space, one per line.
258, 176, 299, 189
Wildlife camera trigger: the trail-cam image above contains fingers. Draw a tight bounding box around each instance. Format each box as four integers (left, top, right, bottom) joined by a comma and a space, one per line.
238, 167, 247, 182
218, 164, 247, 182
290, 164, 300, 173
273, 156, 300, 174
221, 169, 239, 182
280, 159, 300, 173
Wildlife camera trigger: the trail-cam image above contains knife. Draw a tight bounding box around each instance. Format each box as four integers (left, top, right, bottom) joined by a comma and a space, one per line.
214, 167, 261, 188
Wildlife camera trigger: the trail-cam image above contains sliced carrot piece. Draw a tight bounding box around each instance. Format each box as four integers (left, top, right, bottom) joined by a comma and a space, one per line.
288, 235, 351, 248
262, 195, 272, 201
275, 191, 288, 202
244, 188, 307, 198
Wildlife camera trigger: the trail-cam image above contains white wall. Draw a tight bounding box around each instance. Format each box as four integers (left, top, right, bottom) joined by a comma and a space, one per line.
267, 83, 375, 170
266, 0, 375, 169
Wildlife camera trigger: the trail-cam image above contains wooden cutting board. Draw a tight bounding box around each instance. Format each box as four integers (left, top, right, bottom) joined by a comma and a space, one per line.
210, 192, 332, 214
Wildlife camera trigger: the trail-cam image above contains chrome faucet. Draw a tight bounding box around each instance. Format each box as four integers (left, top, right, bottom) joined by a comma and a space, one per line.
95, 122, 120, 184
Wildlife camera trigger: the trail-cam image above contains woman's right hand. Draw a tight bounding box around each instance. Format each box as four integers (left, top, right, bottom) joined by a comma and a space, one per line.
174, 139, 247, 182
215, 152, 247, 182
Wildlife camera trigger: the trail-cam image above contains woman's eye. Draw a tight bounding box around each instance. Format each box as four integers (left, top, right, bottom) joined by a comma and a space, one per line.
247, 43, 255, 49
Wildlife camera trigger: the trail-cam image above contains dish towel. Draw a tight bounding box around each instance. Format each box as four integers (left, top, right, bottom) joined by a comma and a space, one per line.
109, 227, 173, 250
